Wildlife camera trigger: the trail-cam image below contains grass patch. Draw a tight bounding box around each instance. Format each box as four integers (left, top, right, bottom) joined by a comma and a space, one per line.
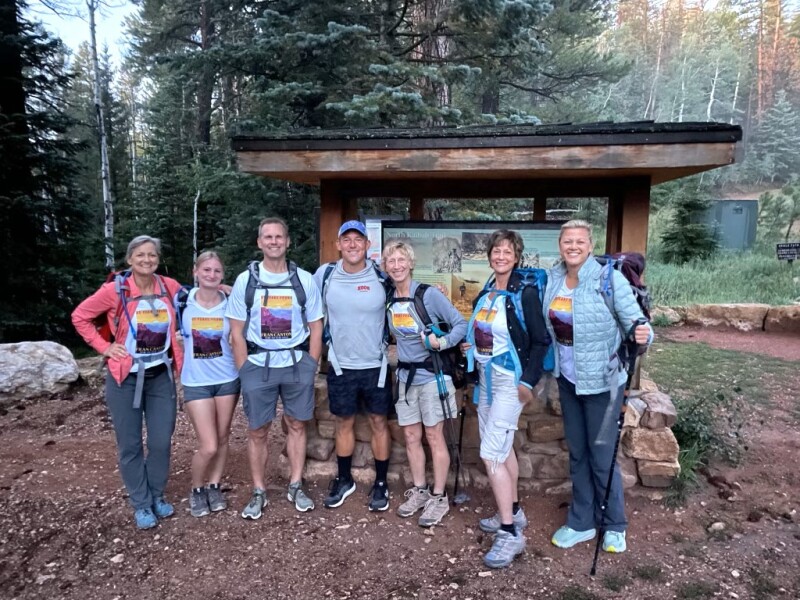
632, 564, 664, 581
749, 568, 779, 599
645, 339, 799, 506
601, 573, 631, 592
648, 252, 799, 306
675, 580, 718, 599
559, 586, 599, 600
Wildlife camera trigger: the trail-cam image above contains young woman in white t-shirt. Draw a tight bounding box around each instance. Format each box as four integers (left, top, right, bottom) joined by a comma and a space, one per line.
176, 251, 240, 518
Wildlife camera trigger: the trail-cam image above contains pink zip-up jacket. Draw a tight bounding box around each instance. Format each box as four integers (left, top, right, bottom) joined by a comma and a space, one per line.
72, 274, 184, 385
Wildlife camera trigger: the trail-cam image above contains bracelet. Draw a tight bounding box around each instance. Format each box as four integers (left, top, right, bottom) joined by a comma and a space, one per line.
437, 336, 448, 350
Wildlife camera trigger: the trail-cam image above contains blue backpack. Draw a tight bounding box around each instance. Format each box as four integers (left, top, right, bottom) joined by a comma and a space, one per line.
475, 267, 555, 373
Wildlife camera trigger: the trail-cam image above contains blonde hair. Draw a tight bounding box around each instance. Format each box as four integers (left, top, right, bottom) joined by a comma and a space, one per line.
559, 219, 593, 245
194, 250, 224, 271
382, 240, 416, 268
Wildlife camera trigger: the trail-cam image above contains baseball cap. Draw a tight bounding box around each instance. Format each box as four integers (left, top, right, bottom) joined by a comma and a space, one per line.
338, 220, 367, 237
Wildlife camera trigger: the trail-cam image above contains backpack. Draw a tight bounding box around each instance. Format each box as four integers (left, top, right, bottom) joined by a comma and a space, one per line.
475, 267, 555, 373
595, 253, 652, 322
92, 271, 170, 342
319, 260, 394, 347
242, 260, 310, 353
389, 284, 468, 390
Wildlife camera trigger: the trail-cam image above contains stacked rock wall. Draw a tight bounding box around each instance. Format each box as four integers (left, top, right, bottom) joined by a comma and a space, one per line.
296, 372, 681, 492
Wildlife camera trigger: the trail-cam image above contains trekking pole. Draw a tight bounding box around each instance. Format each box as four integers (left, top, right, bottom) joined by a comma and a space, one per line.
429, 343, 470, 505
452, 405, 467, 502
590, 318, 647, 576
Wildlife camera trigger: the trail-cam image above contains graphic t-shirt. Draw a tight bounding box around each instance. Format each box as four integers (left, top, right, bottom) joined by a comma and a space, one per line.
124, 296, 172, 372
179, 289, 238, 387
471, 293, 511, 374
549, 282, 576, 383
388, 300, 422, 340
225, 264, 323, 368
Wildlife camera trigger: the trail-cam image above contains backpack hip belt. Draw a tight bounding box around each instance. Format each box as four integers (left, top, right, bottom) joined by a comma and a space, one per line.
246, 338, 311, 383
131, 352, 174, 409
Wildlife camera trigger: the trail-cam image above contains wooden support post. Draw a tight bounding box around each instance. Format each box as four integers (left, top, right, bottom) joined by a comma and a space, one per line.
533, 195, 547, 221
605, 178, 650, 255
409, 194, 424, 220
319, 180, 345, 264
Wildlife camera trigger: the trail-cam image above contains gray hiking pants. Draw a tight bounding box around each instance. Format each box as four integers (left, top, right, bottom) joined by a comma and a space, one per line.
558, 377, 628, 533
105, 366, 177, 510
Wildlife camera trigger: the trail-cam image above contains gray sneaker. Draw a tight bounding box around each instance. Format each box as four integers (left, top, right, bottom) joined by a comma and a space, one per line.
190, 488, 210, 518
287, 481, 315, 512
207, 484, 227, 512
241, 488, 268, 520
479, 507, 529, 533
418, 494, 449, 527
484, 529, 526, 569
397, 486, 431, 518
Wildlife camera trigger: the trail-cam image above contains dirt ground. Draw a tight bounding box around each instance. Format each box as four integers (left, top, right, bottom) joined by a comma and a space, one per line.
1, 328, 799, 600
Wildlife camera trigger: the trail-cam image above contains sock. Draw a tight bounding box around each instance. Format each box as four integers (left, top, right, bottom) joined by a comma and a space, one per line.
208, 483, 220, 490
500, 523, 516, 536
512, 502, 521, 515
374, 458, 389, 483
337, 454, 353, 481
192, 487, 204, 495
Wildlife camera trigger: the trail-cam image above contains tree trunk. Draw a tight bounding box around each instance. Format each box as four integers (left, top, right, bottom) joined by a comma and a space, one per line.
88, 0, 115, 270
707, 58, 719, 121
196, 0, 214, 146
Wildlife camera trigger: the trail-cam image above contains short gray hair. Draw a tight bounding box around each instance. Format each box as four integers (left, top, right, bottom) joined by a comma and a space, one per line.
126, 235, 162, 261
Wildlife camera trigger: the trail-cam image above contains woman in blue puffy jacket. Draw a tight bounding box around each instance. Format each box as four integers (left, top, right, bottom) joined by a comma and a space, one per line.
543, 220, 652, 555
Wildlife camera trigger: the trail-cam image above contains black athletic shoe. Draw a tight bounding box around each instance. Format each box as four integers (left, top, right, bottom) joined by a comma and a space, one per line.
368, 481, 389, 512
323, 476, 356, 509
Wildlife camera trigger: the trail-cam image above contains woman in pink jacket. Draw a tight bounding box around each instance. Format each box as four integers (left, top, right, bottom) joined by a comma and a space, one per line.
72, 235, 184, 530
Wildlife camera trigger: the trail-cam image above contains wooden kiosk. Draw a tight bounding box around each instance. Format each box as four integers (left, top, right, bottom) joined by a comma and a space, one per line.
232, 121, 742, 261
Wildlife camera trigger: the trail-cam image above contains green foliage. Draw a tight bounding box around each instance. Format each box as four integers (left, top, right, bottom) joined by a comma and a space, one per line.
664, 442, 703, 507
758, 182, 800, 242
0, 4, 93, 342
658, 179, 717, 264
647, 250, 800, 306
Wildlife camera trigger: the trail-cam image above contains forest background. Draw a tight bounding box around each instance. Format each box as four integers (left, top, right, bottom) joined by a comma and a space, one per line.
2, 0, 799, 346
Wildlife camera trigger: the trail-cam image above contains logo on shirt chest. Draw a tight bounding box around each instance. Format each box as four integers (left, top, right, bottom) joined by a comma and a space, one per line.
357, 285, 371, 292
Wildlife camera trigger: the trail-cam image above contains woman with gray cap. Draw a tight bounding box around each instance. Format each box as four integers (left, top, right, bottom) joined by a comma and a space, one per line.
72, 235, 184, 530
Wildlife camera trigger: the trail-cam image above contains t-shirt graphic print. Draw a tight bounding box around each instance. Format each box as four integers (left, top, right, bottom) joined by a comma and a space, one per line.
191, 316, 224, 359
261, 294, 293, 339
549, 295, 574, 346
136, 307, 169, 354
390, 302, 420, 339
474, 304, 498, 357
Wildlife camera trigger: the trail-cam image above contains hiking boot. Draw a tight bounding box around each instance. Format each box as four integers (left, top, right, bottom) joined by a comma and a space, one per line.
323, 476, 356, 509
287, 481, 315, 512
602, 530, 627, 553
189, 488, 210, 518
368, 481, 389, 512
551, 525, 596, 548
396, 486, 431, 518
484, 529, 526, 568
134, 507, 158, 530
479, 508, 529, 534
152, 496, 174, 519
418, 494, 449, 527
206, 484, 226, 512
241, 488, 268, 520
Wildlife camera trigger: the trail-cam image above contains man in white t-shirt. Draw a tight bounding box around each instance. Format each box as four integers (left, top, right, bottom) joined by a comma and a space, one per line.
227, 217, 323, 519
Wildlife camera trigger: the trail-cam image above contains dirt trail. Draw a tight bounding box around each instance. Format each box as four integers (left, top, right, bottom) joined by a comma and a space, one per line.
0, 330, 798, 599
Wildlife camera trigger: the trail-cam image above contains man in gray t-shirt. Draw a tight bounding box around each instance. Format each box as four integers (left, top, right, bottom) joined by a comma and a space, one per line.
313, 220, 393, 512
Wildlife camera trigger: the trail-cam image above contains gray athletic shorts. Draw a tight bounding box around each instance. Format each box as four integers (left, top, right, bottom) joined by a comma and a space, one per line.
239, 354, 317, 429
183, 379, 241, 403
477, 365, 524, 464
396, 378, 456, 428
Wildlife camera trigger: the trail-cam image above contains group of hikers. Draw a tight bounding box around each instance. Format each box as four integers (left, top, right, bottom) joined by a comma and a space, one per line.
71, 216, 652, 570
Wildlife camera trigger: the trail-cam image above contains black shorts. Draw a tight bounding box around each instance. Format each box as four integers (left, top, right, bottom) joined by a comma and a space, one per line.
326, 367, 392, 418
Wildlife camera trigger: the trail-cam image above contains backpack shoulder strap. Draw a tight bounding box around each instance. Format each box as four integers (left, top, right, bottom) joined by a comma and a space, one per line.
287, 261, 309, 334
242, 261, 261, 338
115, 271, 135, 335
412, 283, 432, 329
175, 285, 193, 337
